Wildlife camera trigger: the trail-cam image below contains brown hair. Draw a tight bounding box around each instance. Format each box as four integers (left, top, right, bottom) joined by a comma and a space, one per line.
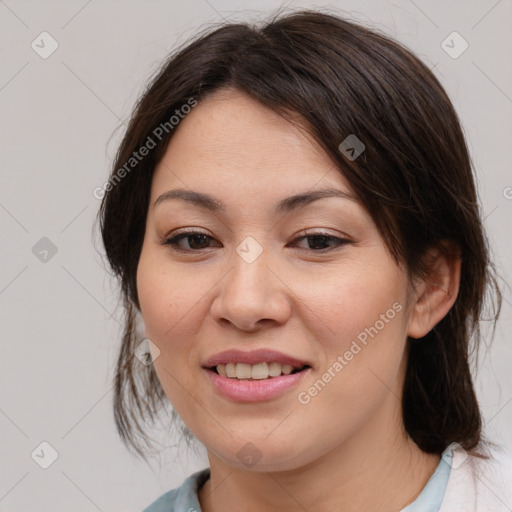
96, 8, 501, 461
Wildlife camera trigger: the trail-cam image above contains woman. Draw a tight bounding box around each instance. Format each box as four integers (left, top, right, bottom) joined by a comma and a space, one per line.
97, 9, 511, 512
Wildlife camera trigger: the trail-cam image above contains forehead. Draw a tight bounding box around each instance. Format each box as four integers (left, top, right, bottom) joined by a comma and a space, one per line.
150, 88, 353, 201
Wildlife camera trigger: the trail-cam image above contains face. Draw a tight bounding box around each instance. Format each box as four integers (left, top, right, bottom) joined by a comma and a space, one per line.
136, 87, 417, 472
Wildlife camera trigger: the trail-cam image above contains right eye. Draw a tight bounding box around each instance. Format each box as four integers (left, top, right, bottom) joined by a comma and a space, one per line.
161, 231, 221, 252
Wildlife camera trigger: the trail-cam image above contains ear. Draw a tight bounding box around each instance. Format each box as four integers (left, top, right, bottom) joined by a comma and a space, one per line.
134, 309, 147, 339
407, 242, 461, 339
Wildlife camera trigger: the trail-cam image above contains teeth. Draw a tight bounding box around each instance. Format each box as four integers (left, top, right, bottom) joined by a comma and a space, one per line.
236, 363, 252, 379
225, 363, 237, 378
215, 362, 303, 380
251, 362, 269, 380
268, 362, 281, 377
281, 364, 293, 375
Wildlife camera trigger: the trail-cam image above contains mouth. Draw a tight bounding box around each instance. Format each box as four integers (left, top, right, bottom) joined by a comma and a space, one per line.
202, 349, 312, 401
208, 362, 311, 380
203, 362, 312, 402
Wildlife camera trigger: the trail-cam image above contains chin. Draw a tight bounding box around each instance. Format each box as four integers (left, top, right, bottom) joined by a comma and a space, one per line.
206, 435, 320, 473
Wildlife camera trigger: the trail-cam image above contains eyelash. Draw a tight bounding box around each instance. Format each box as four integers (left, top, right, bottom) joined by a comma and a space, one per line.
160, 230, 351, 253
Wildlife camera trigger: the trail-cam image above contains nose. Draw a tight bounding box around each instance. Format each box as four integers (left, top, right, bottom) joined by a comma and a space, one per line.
210, 248, 292, 332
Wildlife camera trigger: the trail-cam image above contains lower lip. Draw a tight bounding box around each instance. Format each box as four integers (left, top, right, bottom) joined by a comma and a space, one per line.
204, 368, 311, 402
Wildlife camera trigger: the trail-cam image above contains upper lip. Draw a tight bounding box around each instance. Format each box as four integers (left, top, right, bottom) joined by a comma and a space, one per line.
203, 349, 311, 369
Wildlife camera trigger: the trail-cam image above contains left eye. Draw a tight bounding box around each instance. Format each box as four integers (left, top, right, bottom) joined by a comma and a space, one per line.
293, 233, 349, 251
163, 232, 220, 251
162, 231, 350, 252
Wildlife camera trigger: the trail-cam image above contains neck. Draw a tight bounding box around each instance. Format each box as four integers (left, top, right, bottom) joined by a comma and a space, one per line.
198, 404, 440, 512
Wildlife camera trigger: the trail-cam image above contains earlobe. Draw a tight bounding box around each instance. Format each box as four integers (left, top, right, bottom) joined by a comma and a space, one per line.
407, 243, 461, 339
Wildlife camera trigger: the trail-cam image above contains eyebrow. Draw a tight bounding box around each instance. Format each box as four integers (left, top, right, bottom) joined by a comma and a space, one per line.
153, 187, 356, 213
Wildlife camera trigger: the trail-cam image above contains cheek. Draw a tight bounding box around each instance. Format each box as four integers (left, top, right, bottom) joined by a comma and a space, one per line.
295, 262, 410, 410
137, 248, 204, 338
136, 260, 199, 415
136, 250, 214, 399
301, 259, 409, 352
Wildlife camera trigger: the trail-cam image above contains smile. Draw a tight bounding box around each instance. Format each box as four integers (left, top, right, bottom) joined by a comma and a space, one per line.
213, 362, 308, 380
204, 365, 311, 402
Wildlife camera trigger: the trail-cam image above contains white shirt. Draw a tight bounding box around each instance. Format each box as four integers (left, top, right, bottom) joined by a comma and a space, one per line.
437, 444, 512, 511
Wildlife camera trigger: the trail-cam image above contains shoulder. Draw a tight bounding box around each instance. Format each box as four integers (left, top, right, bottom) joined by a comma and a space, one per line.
142, 488, 180, 512
142, 468, 210, 512
440, 443, 512, 512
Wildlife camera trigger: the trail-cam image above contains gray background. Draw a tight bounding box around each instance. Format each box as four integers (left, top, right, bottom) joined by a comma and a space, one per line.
1, 1, 511, 511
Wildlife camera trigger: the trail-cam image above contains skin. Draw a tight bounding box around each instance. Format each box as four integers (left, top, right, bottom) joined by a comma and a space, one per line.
136, 87, 461, 512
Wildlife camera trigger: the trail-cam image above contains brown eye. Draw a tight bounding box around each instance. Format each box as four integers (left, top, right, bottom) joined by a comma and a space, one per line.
291, 232, 351, 252
163, 231, 220, 251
